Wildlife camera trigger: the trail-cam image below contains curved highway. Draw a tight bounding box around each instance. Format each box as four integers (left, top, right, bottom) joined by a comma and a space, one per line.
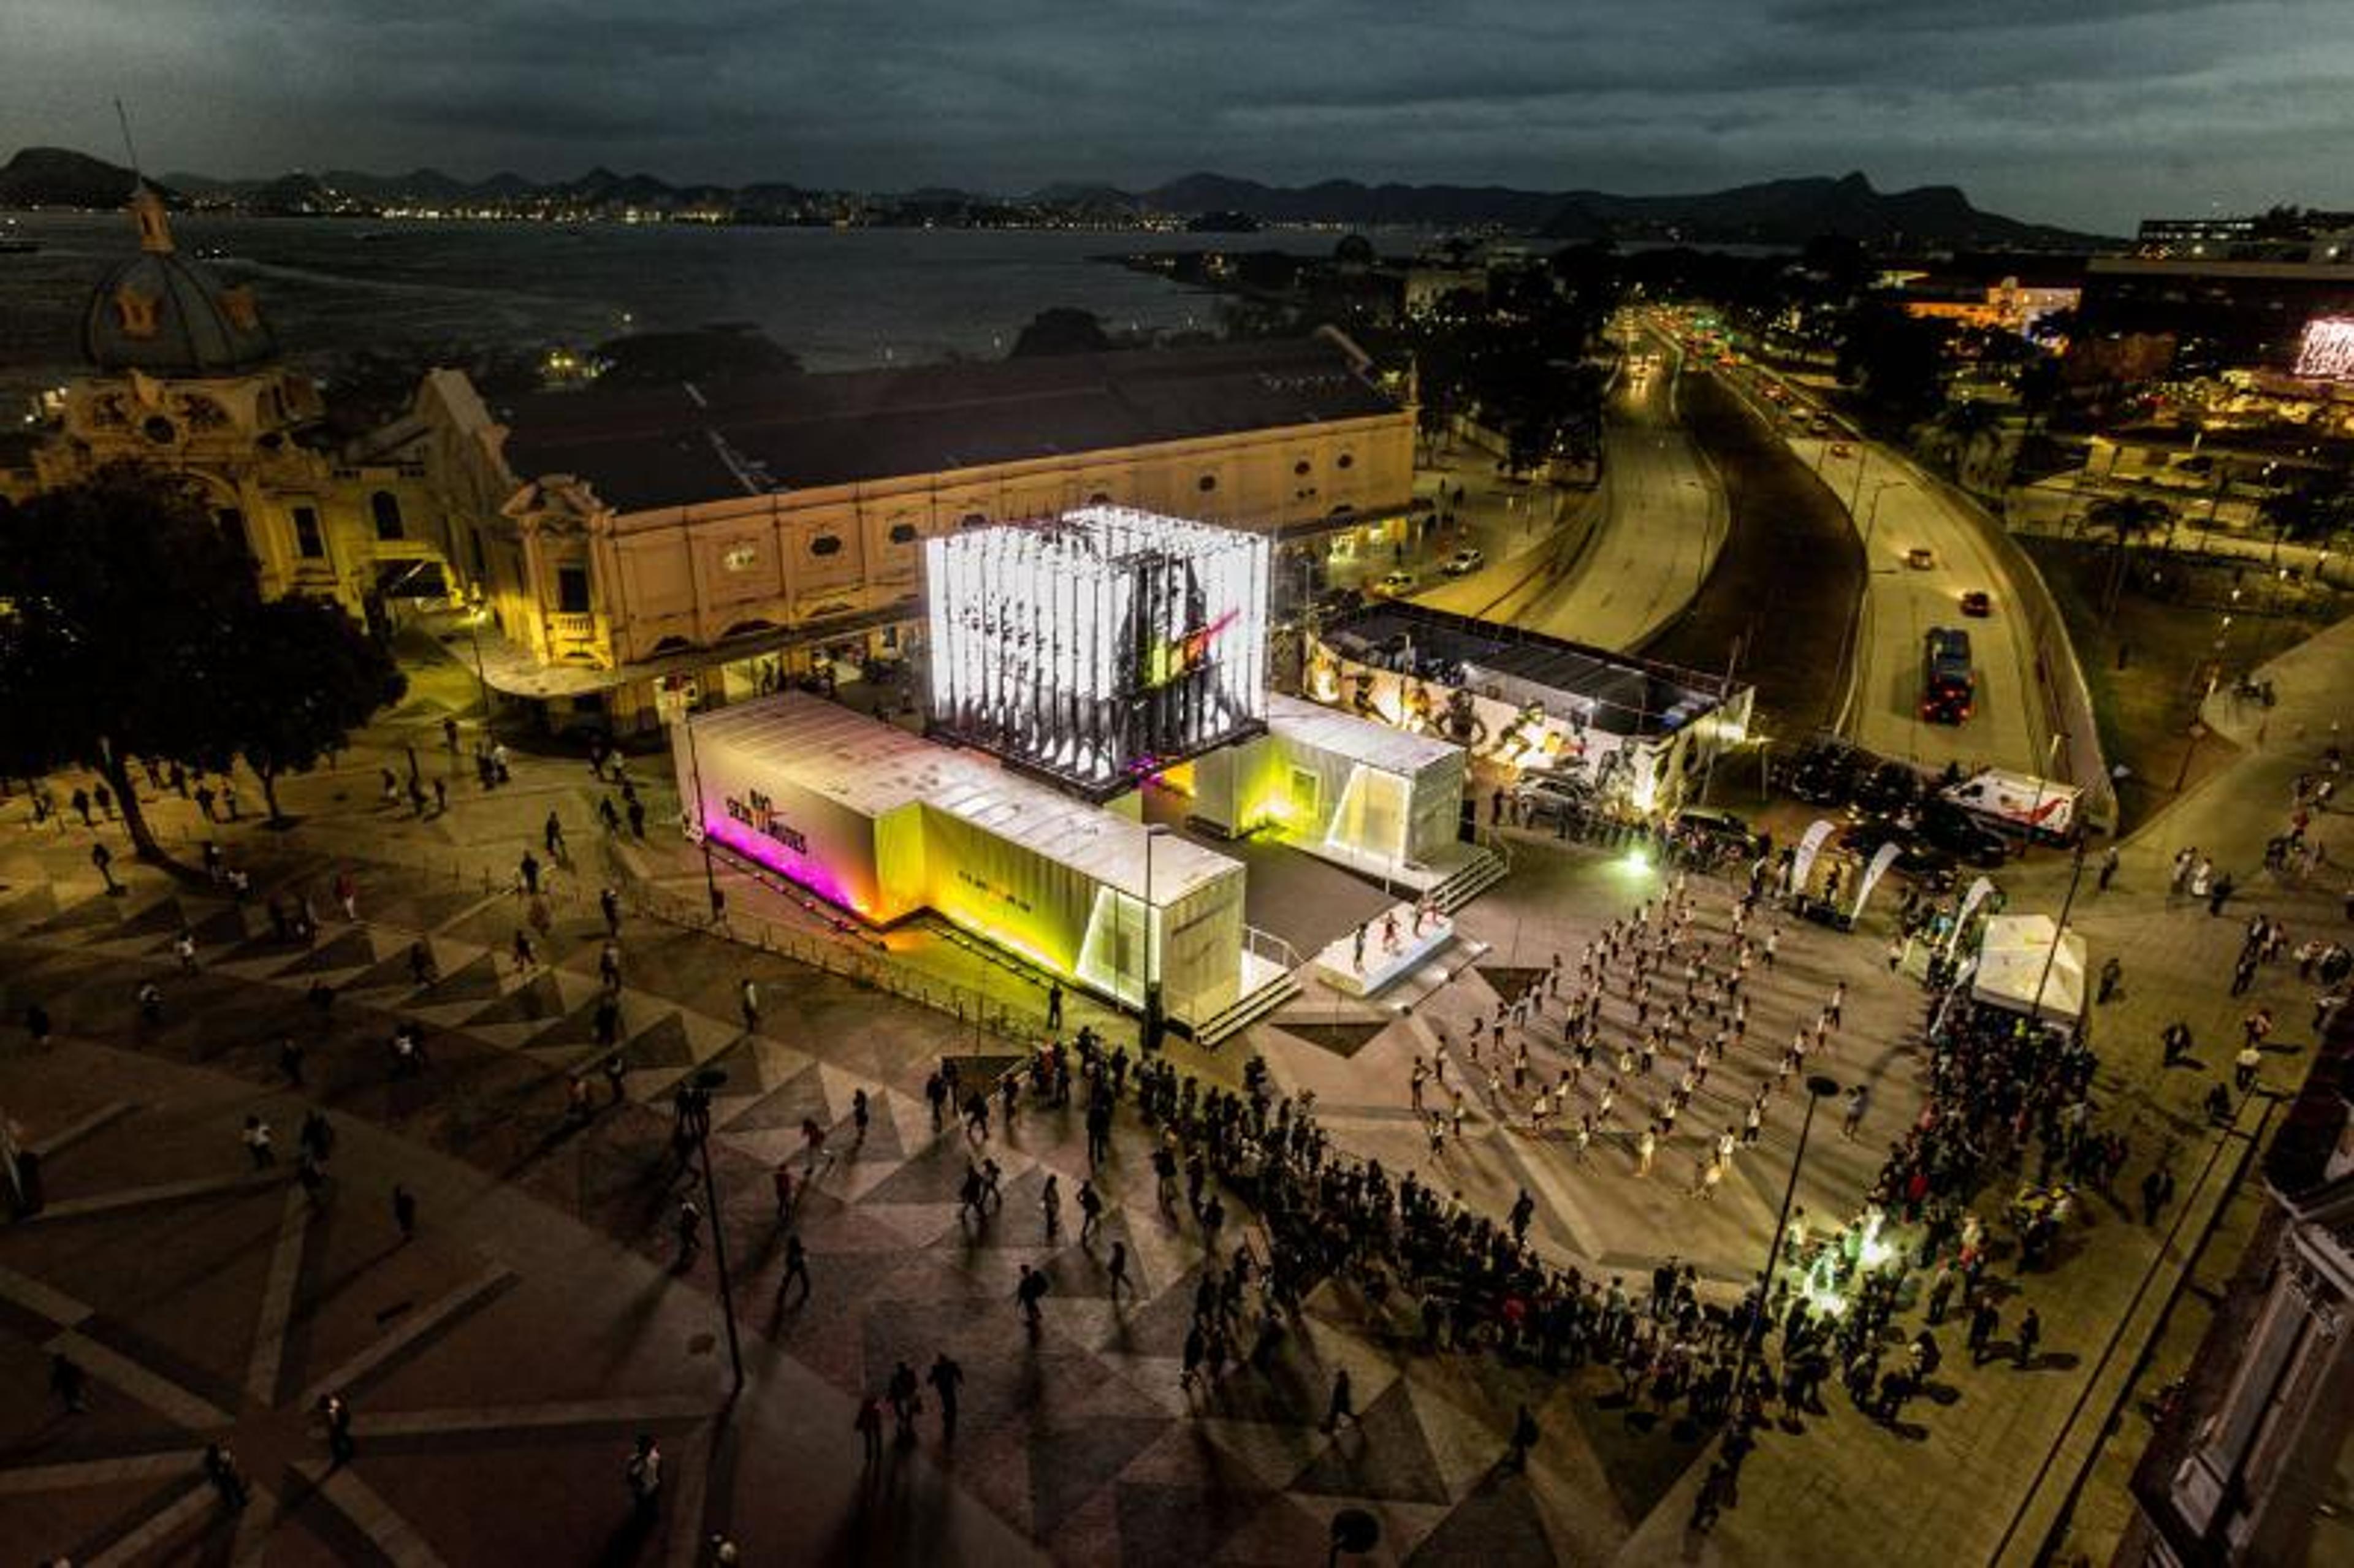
1416, 323, 1726, 655
1698, 341, 2049, 778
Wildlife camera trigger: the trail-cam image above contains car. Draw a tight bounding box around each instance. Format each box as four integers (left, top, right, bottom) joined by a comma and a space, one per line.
1371, 569, 1417, 598
1916, 802, 2011, 868
1830, 441, 1855, 458
1906, 546, 1936, 570
1838, 821, 1958, 890
1849, 759, 1927, 821
1960, 589, 1991, 617
1513, 772, 1594, 826
1442, 547, 1485, 577
1674, 807, 1759, 857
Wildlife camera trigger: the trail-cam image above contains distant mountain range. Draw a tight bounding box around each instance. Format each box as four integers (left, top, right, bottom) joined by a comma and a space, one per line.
0, 145, 2107, 248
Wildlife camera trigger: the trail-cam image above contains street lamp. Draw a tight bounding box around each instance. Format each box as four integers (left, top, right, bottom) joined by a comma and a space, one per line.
465, 587, 493, 734
1728, 1073, 1841, 1448
1140, 824, 1171, 1052
680, 1067, 745, 1396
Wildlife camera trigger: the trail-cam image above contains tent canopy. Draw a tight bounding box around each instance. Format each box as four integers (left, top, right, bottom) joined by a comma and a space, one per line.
1971, 913, 2087, 1025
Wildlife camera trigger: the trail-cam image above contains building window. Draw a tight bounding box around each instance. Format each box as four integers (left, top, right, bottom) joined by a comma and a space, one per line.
1197, 474, 1217, 493
1336, 452, 1355, 470
722, 542, 758, 573
959, 512, 989, 529
888, 522, 919, 544
1293, 459, 1311, 476
557, 565, 592, 614
292, 506, 325, 560
811, 534, 844, 557
370, 490, 404, 541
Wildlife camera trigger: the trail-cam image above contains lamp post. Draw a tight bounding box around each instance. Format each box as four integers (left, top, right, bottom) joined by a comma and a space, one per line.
465, 587, 493, 734
1141, 824, 1170, 1052
1728, 1073, 1841, 1441
676, 690, 722, 923
681, 1067, 745, 1396
2026, 842, 2089, 1029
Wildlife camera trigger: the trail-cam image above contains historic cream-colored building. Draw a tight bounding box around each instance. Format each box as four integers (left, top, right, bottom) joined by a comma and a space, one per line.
6, 192, 1415, 735
1, 189, 454, 627
417, 329, 1415, 731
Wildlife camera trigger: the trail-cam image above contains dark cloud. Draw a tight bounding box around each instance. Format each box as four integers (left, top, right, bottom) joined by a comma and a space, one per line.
4, 0, 2349, 229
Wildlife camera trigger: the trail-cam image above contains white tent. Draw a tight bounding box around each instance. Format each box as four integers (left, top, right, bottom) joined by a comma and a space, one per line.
1971, 913, 2088, 1027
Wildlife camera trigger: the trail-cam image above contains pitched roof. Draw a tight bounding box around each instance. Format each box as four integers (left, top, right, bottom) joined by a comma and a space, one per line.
497, 335, 1396, 514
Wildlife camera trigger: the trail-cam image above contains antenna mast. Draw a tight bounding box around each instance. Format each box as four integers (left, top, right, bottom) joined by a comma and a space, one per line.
114, 98, 144, 184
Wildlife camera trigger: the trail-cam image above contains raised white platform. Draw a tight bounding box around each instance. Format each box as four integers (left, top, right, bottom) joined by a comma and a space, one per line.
1314, 903, 1456, 997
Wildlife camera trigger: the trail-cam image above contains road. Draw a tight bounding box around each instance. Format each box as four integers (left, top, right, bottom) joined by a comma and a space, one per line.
1415, 324, 1727, 656
1693, 335, 2049, 777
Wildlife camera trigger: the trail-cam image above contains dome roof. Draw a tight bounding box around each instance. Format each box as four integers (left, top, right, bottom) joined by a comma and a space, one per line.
82, 188, 278, 376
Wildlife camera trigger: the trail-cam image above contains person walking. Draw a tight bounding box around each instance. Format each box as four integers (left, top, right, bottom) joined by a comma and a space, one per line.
1322, 1368, 1358, 1434
739, 978, 760, 1035
2139, 1165, 2176, 1226
1107, 1239, 1133, 1304
1968, 1297, 2000, 1366
854, 1396, 884, 1464
601, 885, 622, 936
625, 1434, 662, 1520
927, 1352, 964, 1439
2014, 1306, 2042, 1370
673, 1198, 703, 1273
518, 850, 541, 896
1077, 1178, 1103, 1245
49, 1351, 88, 1414
777, 1233, 812, 1307
1842, 1084, 1869, 1140
203, 1443, 249, 1509
2098, 845, 2120, 892
1015, 1262, 1049, 1327
320, 1393, 356, 1467
886, 1360, 920, 1442
392, 1184, 417, 1243
242, 1115, 275, 1169
772, 1160, 796, 1225
543, 810, 566, 860
1503, 1402, 1539, 1473
1046, 980, 1064, 1031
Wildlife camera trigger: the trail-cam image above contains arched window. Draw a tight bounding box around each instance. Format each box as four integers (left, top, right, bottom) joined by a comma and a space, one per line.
1197, 474, 1217, 493
888, 522, 920, 544
370, 490, 404, 541
811, 534, 844, 557
1336, 452, 1355, 470
1293, 459, 1311, 476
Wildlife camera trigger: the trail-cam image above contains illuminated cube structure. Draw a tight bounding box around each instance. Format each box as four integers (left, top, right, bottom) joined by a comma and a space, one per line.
2295, 316, 2354, 382
926, 508, 1271, 796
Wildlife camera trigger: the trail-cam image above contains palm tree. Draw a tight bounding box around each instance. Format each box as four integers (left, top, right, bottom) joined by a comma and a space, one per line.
2087, 494, 2171, 614
1938, 397, 2004, 488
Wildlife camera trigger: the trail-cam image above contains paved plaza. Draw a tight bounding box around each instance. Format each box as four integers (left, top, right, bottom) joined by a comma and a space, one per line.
1, 609, 2348, 1564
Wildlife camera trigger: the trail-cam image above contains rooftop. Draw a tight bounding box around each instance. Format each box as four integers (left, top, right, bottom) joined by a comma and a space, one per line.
497, 333, 1400, 514
1264, 691, 1461, 776
688, 691, 1241, 904
1319, 603, 1733, 740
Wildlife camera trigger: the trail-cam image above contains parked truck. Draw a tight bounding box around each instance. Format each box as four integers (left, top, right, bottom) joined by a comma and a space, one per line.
1939, 768, 2082, 842
1921, 626, 1975, 725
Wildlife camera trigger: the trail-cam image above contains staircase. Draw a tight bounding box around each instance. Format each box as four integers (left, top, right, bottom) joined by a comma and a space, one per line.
1430, 842, 1509, 913
1190, 968, 1301, 1050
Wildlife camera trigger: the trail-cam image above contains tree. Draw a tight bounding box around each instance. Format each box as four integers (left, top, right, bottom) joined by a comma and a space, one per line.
0, 466, 261, 861
1837, 300, 1948, 428
0, 465, 405, 861
219, 598, 406, 824
1009, 307, 1113, 358
2086, 493, 2171, 614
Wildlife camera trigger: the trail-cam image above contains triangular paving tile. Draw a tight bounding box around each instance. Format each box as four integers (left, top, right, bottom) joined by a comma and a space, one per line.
1403, 1469, 1560, 1567
467, 969, 577, 1026
276, 927, 379, 975
1290, 1380, 1453, 1505
115, 895, 191, 938
1029, 1416, 1169, 1539
1270, 1021, 1389, 1059
1473, 965, 1549, 1007
620, 1011, 696, 1071
187, 905, 254, 946
723, 1064, 835, 1132
409, 953, 505, 1007
30, 892, 129, 935
1113, 1475, 1264, 1568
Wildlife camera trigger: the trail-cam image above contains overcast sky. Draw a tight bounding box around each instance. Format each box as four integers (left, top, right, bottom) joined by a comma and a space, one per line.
5, 0, 2350, 231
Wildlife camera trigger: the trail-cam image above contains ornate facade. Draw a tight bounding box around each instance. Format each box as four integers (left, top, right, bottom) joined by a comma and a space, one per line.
6, 189, 452, 625
2128, 1015, 2354, 1565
